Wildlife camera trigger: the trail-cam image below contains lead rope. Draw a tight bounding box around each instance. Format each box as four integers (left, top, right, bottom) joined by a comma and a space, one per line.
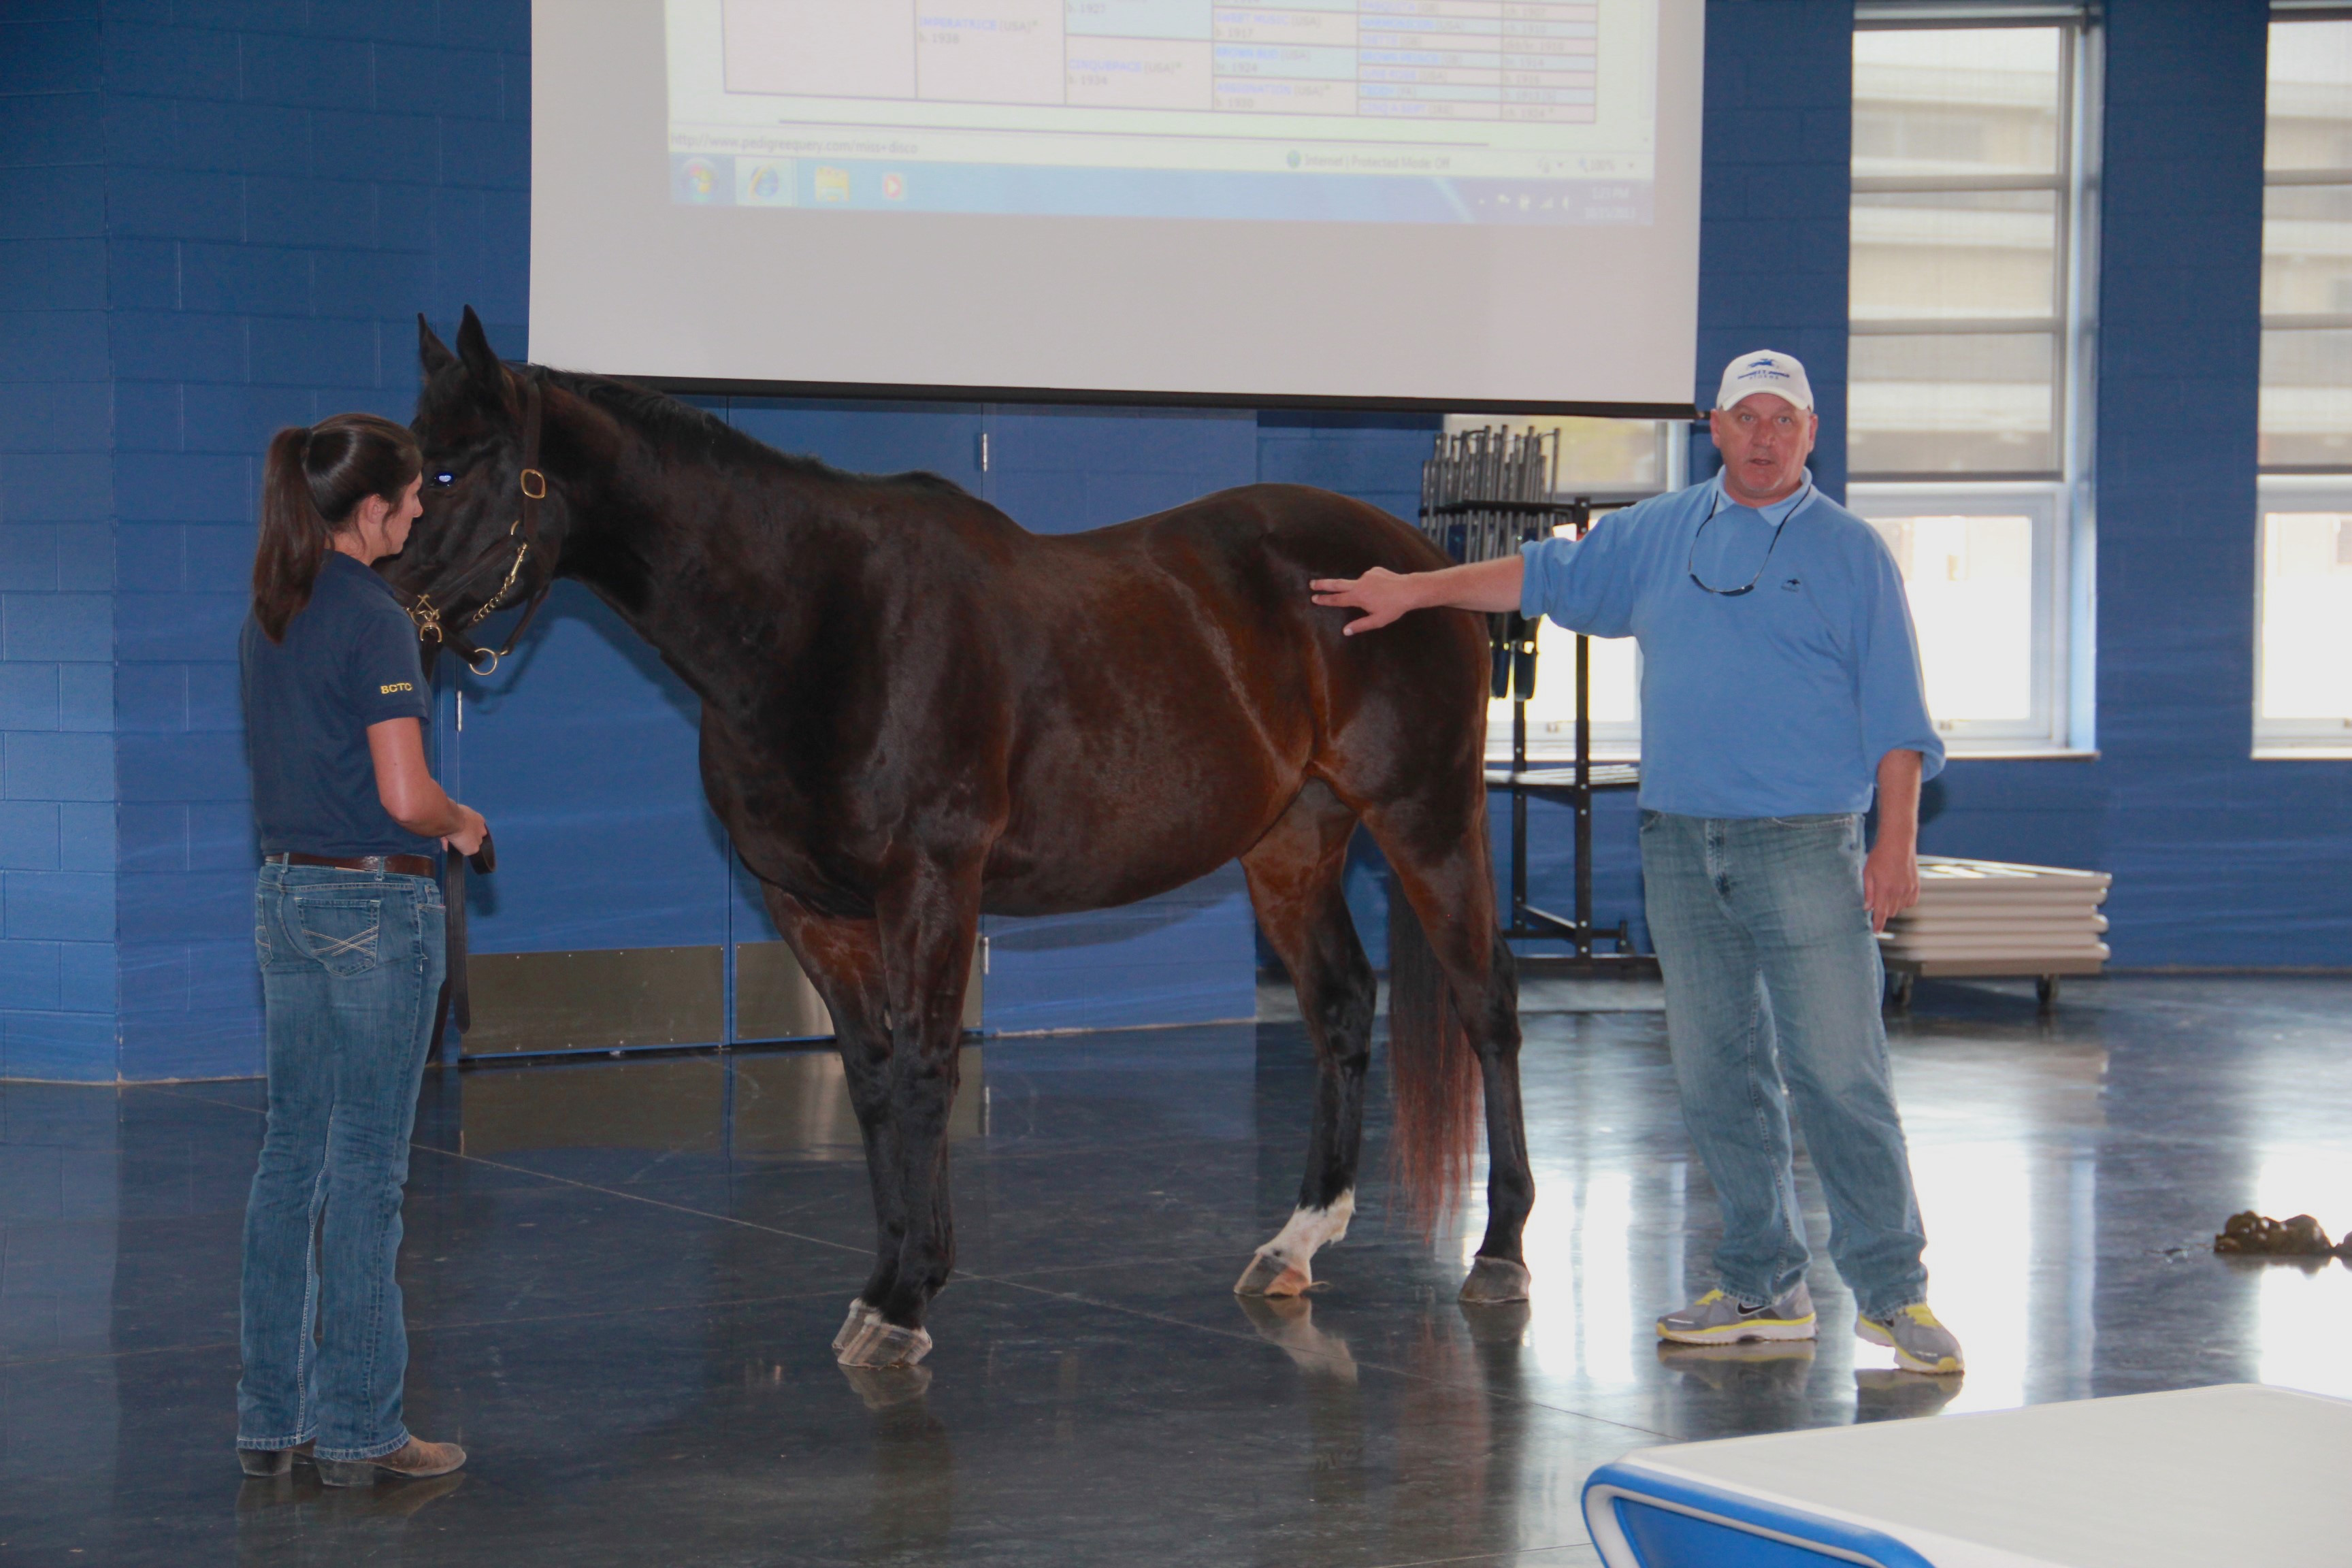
429, 828, 495, 1058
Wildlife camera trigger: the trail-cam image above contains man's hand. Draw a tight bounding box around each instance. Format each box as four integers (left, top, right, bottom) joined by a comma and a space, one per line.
1310, 555, 1525, 633
1863, 838, 1918, 932
1309, 567, 1425, 634
1864, 747, 1925, 932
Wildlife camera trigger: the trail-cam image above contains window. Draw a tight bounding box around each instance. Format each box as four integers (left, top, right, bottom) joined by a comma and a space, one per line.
1441, 416, 1676, 760
2256, 18, 2352, 755
1851, 25, 2073, 477
1848, 490, 2066, 746
2257, 485, 2352, 751
1850, 14, 2093, 753
2261, 18, 2352, 471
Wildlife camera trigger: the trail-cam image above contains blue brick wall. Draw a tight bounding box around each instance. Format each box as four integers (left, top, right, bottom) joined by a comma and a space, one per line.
1696, 0, 1853, 500
1, 3, 116, 1080
1, 0, 529, 1079
103, 0, 526, 1078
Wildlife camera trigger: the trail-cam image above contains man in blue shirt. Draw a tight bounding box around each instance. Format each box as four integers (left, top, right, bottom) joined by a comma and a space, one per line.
1309, 350, 1963, 1376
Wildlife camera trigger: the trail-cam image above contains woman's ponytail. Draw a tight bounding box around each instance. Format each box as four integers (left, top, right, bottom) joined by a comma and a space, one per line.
254, 427, 325, 642
250, 413, 421, 642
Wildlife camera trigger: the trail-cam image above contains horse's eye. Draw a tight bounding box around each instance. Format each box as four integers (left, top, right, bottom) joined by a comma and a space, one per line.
429, 471, 456, 489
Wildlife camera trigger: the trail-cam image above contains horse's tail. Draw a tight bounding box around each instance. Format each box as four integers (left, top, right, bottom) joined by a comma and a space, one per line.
1386, 877, 1483, 1236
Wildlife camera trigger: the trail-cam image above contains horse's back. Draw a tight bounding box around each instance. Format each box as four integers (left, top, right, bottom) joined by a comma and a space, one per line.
973, 483, 1488, 906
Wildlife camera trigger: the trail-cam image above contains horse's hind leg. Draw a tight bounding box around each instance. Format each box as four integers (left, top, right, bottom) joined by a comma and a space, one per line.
1359, 796, 1535, 1305
1237, 780, 1377, 1298
759, 886, 906, 1354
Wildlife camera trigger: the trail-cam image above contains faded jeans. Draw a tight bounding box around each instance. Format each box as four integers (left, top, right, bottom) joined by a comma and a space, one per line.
238, 864, 445, 1462
1640, 811, 1929, 1320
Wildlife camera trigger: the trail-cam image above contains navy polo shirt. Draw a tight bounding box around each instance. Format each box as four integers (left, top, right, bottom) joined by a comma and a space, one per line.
242, 551, 439, 860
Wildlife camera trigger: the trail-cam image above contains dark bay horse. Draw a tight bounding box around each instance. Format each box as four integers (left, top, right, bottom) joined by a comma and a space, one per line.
395, 309, 1531, 1369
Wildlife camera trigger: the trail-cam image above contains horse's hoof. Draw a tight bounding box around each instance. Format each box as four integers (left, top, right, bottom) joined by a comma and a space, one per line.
1235, 1250, 1311, 1298
838, 1316, 934, 1369
832, 1298, 880, 1353
1459, 1256, 1531, 1304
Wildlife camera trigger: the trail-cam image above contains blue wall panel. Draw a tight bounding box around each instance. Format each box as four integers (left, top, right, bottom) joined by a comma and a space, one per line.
0, 9, 116, 1078
0, 0, 536, 1077
1696, 0, 1852, 501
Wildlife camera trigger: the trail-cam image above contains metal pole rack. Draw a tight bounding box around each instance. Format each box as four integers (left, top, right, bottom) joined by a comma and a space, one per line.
1418, 429, 1651, 970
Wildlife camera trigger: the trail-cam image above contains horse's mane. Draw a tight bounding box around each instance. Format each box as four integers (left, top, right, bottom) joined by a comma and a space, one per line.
536, 365, 971, 499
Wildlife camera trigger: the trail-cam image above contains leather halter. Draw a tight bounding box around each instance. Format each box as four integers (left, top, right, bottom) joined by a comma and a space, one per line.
399, 372, 554, 676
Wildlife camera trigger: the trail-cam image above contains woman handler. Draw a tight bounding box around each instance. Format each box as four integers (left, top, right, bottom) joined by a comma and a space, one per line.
235, 413, 487, 1486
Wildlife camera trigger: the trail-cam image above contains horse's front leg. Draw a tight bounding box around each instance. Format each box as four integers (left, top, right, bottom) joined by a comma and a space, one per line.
759, 887, 906, 1356
835, 853, 985, 1370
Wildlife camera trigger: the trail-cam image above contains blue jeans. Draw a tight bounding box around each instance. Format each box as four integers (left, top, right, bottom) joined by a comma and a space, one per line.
238, 864, 445, 1462
1639, 811, 1928, 1320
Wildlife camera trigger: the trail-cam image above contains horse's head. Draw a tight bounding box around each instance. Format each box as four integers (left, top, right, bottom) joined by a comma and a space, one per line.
390, 306, 564, 670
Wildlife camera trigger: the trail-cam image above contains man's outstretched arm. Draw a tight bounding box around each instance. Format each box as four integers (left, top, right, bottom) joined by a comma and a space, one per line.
1309, 555, 1524, 634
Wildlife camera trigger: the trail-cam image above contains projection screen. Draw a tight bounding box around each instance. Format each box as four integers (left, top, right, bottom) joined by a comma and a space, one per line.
531, 0, 1704, 410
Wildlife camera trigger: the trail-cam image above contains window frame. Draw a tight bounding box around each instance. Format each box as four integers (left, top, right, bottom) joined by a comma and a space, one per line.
1848, 8, 2100, 756
1846, 480, 2074, 751
2253, 474, 2352, 757
2253, 9, 2352, 757
1848, 14, 2087, 485
2259, 10, 2352, 474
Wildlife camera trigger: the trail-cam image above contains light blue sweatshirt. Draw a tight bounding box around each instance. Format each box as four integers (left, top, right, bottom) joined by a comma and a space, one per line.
1518, 469, 1944, 818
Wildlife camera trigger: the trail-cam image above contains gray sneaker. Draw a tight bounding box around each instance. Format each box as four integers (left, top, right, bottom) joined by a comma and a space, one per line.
1857, 1302, 1965, 1375
1656, 1281, 1817, 1345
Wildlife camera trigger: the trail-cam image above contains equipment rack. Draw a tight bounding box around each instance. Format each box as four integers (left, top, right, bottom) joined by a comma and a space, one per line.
1417, 441, 1654, 970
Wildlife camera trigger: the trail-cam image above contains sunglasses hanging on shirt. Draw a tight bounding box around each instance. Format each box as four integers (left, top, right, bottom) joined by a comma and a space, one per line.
1686, 478, 1814, 597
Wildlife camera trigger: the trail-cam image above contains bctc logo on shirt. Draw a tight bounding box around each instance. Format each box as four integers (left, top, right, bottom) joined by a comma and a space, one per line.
380, 681, 414, 695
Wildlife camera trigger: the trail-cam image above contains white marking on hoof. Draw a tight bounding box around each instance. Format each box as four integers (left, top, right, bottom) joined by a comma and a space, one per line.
1235, 1191, 1355, 1298
1458, 1254, 1532, 1304
832, 1298, 880, 1354
838, 1316, 934, 1369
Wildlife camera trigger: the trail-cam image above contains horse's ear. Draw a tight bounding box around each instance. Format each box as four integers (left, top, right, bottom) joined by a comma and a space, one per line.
419, 314, 456, 377
453, 305, 510, 405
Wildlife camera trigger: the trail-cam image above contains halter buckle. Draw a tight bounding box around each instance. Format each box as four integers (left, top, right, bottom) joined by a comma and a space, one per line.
408, 594, 445, 644
519, 468, 548, 501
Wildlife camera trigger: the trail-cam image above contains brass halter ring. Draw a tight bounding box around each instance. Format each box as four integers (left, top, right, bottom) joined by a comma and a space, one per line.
409, 595, 445, 644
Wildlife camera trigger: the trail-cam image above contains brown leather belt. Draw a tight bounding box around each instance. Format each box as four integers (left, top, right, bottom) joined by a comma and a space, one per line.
265, 851, 438, 878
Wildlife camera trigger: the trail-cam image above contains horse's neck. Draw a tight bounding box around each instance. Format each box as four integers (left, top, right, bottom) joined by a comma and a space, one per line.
561, 459, 849, 717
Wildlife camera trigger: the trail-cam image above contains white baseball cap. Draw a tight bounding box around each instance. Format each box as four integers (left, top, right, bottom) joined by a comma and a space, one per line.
1714, 350, 1814, 414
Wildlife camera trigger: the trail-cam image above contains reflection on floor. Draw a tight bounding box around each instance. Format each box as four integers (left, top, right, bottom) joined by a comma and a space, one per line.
4, 977, 2350, 1566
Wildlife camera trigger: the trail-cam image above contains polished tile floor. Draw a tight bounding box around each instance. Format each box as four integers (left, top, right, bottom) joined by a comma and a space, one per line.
4, 977, 2351, 1567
